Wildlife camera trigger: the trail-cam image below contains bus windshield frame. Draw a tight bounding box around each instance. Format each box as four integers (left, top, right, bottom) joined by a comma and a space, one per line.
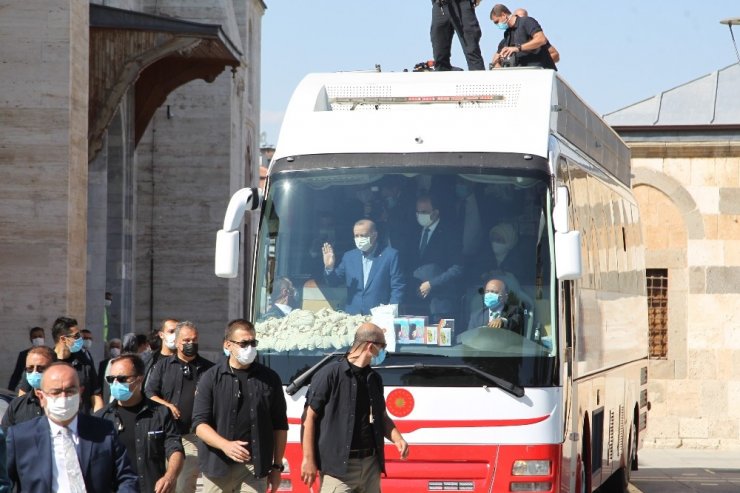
253, 156, 558, 389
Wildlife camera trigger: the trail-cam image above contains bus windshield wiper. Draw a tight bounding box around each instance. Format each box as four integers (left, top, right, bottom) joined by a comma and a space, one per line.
285, 352, 344, 396
377, 363, 525, 398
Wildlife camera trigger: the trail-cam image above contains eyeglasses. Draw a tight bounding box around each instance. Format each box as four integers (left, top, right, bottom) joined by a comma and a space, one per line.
229, 339, 259, 348
25, 365, 48, 373
105, 375, 137, 384
65, 332, 82, 340
181, 364, 192, 380
367, 340, 387, 350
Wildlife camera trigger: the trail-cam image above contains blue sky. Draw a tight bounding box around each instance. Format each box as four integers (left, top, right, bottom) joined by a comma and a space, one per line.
260, 1, 740, 146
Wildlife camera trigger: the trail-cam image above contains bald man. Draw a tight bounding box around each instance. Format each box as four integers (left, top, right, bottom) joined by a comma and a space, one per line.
466, 278, 523, 333
7, 362, 138, 492
302, 323, 409, 493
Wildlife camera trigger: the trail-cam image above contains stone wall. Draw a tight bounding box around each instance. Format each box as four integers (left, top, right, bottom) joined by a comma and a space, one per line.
631, 143, 740, 449
0, 0, 89, 382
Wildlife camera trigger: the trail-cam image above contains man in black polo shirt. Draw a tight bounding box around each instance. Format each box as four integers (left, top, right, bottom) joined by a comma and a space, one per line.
96, 354, 184, 493
193, 319, 288, 493
145, 320, 214, 493
1, 346, 55, 430
16, 317, 103, 413
489, 4, 556, 70
301, 323, 409, 492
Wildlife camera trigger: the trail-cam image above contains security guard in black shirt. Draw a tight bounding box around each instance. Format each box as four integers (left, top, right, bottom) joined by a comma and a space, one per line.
1, 346, 55, 430
193, 319, 288, 493
97, 354, 184, 493
490, 4, 556, 70
145, 320, 214, 493
301, 323, 409, 493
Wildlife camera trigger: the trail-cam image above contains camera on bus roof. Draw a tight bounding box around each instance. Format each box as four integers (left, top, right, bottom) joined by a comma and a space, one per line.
500, 55, 519, 68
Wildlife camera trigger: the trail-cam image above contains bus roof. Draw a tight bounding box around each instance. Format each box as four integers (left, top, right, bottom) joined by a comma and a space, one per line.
273, 69, 631, 186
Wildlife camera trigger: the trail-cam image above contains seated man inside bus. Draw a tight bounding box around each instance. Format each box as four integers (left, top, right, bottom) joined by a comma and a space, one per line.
464, 278, 523, 334
321, 218, 405, 315
261, 277, 297, 320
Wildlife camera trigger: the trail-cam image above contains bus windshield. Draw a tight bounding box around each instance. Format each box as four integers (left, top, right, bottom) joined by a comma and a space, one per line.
253, 164, 557, 388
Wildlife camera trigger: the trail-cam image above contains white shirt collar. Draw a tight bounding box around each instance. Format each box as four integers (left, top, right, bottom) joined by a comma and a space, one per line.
274, 303, 293, 315
48, 415, 79, 436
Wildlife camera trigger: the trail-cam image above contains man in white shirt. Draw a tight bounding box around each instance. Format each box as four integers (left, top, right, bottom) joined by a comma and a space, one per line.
6, 362, 138, 492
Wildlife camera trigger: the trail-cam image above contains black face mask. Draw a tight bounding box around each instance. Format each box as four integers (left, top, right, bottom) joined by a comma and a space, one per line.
181, 342, 198, 357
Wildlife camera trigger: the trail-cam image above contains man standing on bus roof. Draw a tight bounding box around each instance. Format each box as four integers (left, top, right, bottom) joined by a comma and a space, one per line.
489, 4, 556, 70
430, 0, 486, 71
301, 323, 409, 492
322, 219, 405, 315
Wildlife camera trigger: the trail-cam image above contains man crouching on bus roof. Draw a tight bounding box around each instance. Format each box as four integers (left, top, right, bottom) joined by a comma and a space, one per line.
301, 323, 409, 492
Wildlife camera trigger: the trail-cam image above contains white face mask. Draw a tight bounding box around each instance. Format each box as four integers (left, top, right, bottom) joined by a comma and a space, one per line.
492, 241, 509, 255
44, 393, 80, 422
31, 337, 45, 347
236, 345, 257, 365
109, 347, 121, 358
164, 333, 177, 350
354, 236, 373, 252
417, 213, 433, 228
104, 299, 112, 307
83, 339, 92, 350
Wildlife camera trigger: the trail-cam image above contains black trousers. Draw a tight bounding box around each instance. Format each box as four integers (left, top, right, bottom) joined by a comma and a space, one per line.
430, 0, 485, 71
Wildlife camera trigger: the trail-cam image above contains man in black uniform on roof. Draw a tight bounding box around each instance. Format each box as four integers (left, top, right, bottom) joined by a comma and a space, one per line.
430, 0, 486, 71
490, 4, 557, 70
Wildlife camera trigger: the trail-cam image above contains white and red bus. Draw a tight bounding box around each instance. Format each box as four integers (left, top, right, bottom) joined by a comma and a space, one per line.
216, 69, 649, 493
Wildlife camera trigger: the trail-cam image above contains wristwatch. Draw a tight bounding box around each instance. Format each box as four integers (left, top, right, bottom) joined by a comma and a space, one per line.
271, 463, 285, 472
516, 43, 522, 51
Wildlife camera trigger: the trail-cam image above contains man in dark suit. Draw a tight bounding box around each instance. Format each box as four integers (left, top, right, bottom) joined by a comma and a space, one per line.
6, 362, 138, 492
407, 194, 463, 323
465, 278, 523, 334
322, 219, 405, 315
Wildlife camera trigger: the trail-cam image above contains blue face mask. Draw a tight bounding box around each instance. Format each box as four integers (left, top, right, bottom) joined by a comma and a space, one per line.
69, 337, 84, 353
496, 16, 509, 30
109, 381, 134, 402
26, 371, 42, 390
484, 292, 503, 310
371, 347, 387, 366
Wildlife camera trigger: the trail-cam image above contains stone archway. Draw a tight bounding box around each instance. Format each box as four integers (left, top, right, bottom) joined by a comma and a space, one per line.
632, 168, 704, 240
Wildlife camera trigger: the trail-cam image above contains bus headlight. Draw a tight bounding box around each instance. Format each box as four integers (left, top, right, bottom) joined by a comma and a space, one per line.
512, 460, 551, 476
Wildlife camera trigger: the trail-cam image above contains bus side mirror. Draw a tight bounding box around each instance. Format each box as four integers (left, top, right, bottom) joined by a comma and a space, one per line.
215, 187, 262, 278
555, 231, 582, 280
215, 230, 240, 278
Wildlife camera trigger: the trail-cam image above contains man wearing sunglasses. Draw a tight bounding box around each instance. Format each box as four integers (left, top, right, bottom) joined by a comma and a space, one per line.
2, 346, 55, 430
146, 320, 214, 493
96, 354, 185, 493
301, 323, 409, 493
193, 319, 288, 493
17, 317, 103, 414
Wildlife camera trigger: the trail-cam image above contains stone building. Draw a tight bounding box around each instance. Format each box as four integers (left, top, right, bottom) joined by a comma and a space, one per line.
0, 0, 266, 373
605, 63, 740, 449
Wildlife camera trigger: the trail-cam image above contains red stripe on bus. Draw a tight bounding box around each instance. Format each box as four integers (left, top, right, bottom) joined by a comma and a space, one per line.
288, 415, 550, 432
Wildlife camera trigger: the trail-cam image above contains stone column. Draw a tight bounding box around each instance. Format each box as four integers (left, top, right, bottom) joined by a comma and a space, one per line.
0, 0, 89, 376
